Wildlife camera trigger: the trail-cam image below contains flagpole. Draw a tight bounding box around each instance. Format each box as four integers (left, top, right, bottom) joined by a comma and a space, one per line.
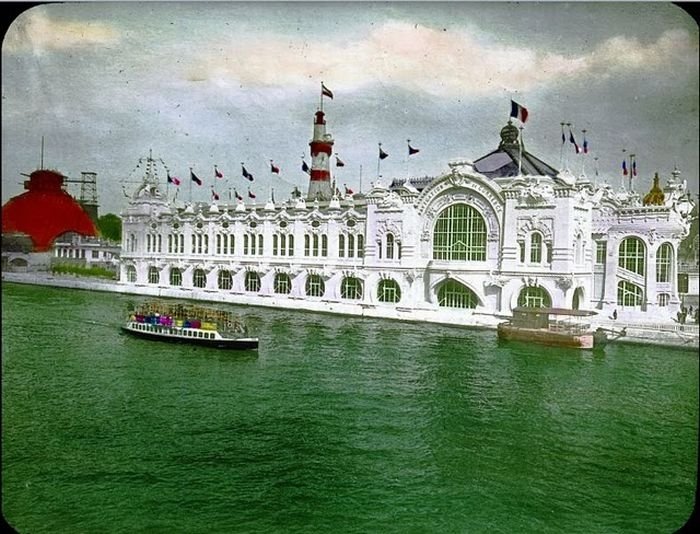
189, 167, 193, 204
359, 165, 363, 194
593, 157, 599, 188
406, 139, 410, 181
518, 127, 523, 177
320, 81, 324, 112
377, 143, 382, 182
565, 123, 572, 171
559, 122, 565, 170
581, 129, 587, 178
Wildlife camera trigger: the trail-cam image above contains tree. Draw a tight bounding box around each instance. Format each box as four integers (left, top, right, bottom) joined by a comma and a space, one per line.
97, 213, 122, 242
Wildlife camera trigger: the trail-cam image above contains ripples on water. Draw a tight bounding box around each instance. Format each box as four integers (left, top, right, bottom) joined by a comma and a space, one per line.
2, 283, 697, 533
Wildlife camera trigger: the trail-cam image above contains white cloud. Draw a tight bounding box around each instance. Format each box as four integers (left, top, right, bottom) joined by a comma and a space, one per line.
3, 8, 120, 54
184, 22, 695, 96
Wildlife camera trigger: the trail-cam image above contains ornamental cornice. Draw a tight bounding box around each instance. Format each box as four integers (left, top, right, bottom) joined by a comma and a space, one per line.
420, 189, 501, 243
376, 220, 402, 240
516, 215, 553, 242
415, 172, 504, 218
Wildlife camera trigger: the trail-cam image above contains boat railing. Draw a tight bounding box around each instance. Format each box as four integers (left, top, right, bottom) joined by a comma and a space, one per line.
547, 321, 591, 335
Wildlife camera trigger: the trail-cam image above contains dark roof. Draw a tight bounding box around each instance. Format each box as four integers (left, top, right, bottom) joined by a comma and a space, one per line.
473, 121, 559, 179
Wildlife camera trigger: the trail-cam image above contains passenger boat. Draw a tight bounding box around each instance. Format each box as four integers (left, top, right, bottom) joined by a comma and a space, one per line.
497, 307, 607, 350
122, 301, 258, 350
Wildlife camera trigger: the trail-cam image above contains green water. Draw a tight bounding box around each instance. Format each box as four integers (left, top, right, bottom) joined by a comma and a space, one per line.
2, 282, 697, 533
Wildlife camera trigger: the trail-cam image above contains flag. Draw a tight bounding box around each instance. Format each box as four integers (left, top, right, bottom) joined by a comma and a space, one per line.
344, 184, 354, 195
569, 130, 580, 154
211, 189, 219, 201
248, 189, 256, 199
379, 144, 389, 160
215, 166, 223, 178
561, 124, 566, 145
583, 136, 588, 154
510, 99, 529, 123
408, 141, 420, 156
321, 82, 333, 99
270, 161, 280, 174
632, 159, 637, 177
190, 170, 202, 185
167, 174, 181, 186
242, 165, 254, 182
335, 155, 345, 167
622, 160, 628, 176
302, 160, 310, 174
234, 189, 243, 201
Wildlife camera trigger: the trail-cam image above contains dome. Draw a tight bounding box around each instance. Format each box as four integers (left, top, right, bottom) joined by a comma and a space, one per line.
499, 121, 520, 148
1, 169, 97, 251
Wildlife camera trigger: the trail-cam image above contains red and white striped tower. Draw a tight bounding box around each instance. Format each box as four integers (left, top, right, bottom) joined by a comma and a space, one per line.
306, 109, 335, 201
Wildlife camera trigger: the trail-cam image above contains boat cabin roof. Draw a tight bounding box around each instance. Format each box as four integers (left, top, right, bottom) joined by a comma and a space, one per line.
512, 307, 597, 317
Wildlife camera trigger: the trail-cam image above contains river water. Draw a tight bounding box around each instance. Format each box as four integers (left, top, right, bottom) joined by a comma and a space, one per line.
2, 282, 697, 533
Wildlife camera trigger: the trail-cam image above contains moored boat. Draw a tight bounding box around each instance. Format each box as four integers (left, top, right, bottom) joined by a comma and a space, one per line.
497, 307, 606, 350
122, 301, 258, 350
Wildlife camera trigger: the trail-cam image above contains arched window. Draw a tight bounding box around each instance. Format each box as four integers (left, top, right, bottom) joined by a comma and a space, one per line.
218, 270, 232, 290
437, 280, 479, 308
433, 204, 487, 261
357, 235, 364, 258
304, 235, 310, 256
287, 235, 294, 256
618, 237, 645, 276
386, 233, 395, 260
170, 268, 182, 286
274, 273, 292, 294
517, 286, 552, 308
617, 281, 644, 306
339, 235, 345, 258
656, 243, 673, 283
245, 271, 261, 292
148, 266, 159, 284
341, 276, 363, 300
530, 233, 542, 263
574, 234, 584, 265
348, 234, 355, 258
193, 268, 207, 288
657, 293, 670, 307
126, 265, 137, 283
305, 274, 325, 297
378, 279, 401, 303
258, 235, 263, 255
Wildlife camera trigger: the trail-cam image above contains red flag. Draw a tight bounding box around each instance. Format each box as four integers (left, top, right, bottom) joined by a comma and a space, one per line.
622, 160, 628, 176
270, 161, 280, 174
211, 189, 219, 201
234, 189, 243, 201
344, 184, 354, 195
215, 166, 223, 178
248, 189, 256, 199
167, 174, 181, 186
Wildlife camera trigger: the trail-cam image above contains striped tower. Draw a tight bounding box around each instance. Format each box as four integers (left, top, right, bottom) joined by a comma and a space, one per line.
307, 110, 334, 201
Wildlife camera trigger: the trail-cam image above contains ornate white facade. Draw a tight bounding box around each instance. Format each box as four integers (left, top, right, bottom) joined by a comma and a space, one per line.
119, 122, 695, 325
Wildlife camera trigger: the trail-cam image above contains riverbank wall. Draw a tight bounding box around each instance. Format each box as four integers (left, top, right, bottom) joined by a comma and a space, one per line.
3, 272, 698, 351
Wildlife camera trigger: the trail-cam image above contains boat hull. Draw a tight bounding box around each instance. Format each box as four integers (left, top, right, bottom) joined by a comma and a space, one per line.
497, 323, 595, 349
121, 326, 258, 350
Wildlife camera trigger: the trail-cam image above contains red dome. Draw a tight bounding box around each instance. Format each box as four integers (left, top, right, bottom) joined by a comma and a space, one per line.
1, 169, 97, 251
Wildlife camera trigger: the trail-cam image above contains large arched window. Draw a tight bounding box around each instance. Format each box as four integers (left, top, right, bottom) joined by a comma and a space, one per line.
218, 270, 232, 290
617, 281, 643, 306
517, 286, 552, 308
437, 280, 479, 308
341, 276, 363, 300
530, 233, 542, 263
245, 271, 261, 292
125, 265, 137, 283
170, 268, 182, 286
274, 273, 292, 294
618, 237, 645, 276
148, 266, 160, 284
305, 274, 325, 297
656, 243, 673, 283
193, 268, 207, 288
433, 204, 487, 261
378, 279, 401, 303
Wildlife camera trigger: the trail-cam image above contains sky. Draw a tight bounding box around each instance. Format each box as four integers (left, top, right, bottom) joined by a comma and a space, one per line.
2, 1, 698, 215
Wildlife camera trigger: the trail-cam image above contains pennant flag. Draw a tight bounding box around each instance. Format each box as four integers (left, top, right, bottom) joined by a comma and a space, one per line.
234, 189, 243, 201
302, 160, 310, 174
408, 140, 420, 156
248, 189, 256, 199
622, 159, 628, 176
510, 100, 529, 123
167, 173, 181, 186
632, 159, 637, 177
379, 144, 389, 160
215, 166, 223, 178
344, 184, 354, 195
270, 161, 280, 174
569, 130, 581, 154
241, 164, 254, 182
321, 82, 333, 99
561, 124, 566, 145
335, 155, 345, 167
190, 170, 202, 185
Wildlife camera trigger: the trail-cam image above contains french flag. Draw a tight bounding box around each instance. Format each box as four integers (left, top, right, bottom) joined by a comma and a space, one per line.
622, 160, 628, 176
510, 100, 529, 123
569, 131, 581, 154
211, 188, 219, 201
167, 174, 181, 186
